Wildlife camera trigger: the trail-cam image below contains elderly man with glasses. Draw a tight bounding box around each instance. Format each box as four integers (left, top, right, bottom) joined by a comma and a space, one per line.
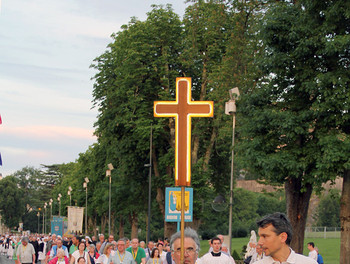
170, 228, 200, 264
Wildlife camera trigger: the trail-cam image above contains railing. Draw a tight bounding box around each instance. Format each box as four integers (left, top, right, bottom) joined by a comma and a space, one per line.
304, 226, 341, 238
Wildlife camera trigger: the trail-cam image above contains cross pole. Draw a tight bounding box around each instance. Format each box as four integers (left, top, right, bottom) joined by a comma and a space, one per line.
154, 77, 214, 186
154, 77, 213, 264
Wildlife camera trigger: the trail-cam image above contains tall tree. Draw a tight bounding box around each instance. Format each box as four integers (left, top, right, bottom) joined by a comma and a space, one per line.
91, 1, 265, 237
92, 4, 184, 237
0, 176, 24, 228
238, 0, 350, 256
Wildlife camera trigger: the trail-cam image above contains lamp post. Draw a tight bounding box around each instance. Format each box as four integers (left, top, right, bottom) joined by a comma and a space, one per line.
106, 163, 114, 235
68, 186, 73, 206
49, 199, 53, 220
144, 124, 152, 243
225, 87, 239, 253
83, 177, 89, 235
58, 193, 62, 217
37, 212, 40, 234
44, 202, 47, 234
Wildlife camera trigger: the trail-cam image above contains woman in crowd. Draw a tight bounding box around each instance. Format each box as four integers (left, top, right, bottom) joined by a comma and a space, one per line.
96, 243, 113, 264
146, 248, 162, 264
49, 248, 69, 264
70, 242, 91, 264
87, 244, 100, 264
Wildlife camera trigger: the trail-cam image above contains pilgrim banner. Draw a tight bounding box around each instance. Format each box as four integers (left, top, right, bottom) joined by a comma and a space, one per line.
67, 206, 84, 233
51, 216, 65, 236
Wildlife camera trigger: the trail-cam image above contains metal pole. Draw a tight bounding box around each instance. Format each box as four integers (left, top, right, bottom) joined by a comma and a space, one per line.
109, 175, 111, 236
44, 207, 47, 234
180, 186, 185, 264
85, 185, 88, 235
147, 124, 152, 243
42, 211, 44, 234
38, 213, 40, 233
228, 110, 236, 253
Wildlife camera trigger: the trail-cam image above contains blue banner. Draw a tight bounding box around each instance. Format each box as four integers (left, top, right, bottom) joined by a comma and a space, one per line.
51, 216, 65, 236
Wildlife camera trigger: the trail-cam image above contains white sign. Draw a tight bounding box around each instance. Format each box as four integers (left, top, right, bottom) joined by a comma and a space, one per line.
67, 206, 84, 233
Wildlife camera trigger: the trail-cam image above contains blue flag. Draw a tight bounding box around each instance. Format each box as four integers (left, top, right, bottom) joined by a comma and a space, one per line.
0, 152, 2, 166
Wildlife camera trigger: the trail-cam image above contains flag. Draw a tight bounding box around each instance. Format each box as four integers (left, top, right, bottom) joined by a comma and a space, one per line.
0, 152, 2, 166
0, 114, 2, 124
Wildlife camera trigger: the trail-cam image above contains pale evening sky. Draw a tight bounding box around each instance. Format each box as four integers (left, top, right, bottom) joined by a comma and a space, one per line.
0, 0, 188, 176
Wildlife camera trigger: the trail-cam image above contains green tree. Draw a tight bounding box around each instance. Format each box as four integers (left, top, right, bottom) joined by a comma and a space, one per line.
90, 1, 266, 238
0, 176, 24, 228
92, 4, 184, 237
315, 189, 341, 227
238, 0, 350, 255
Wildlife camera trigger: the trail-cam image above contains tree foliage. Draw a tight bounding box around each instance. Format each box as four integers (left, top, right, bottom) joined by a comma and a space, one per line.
0, 176, 24, 228
237, 0, 350, 254
315, 189, 341, 227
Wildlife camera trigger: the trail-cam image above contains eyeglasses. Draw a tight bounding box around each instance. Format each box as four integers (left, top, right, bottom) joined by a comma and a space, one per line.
173, 247, 196, 255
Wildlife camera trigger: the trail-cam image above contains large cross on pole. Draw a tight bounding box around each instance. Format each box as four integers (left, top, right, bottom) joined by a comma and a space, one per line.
154, 77, 213, 264
154, 77, 214, 186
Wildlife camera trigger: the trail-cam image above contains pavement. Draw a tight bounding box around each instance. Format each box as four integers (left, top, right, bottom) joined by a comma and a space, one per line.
0, 255, 15, 264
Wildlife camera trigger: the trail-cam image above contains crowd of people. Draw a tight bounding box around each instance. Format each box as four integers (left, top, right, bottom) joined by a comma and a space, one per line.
0, 213, 324, 264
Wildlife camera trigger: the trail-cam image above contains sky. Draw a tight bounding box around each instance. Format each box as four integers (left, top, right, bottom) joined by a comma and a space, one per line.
0, 0, 188, 177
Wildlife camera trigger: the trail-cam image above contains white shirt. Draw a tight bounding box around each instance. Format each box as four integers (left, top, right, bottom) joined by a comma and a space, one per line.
160, 251, 167, 262
96, 254, 110, 264
253, 249, 317, 264
72, 250, 89, 264
308, 250, 318, 261
201, 252, 232, 264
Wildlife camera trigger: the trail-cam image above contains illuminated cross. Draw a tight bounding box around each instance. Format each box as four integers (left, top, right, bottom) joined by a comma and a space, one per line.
154, 77, 214, 186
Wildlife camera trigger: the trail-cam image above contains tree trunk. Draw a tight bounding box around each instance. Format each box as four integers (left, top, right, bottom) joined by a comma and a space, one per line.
130, 212, 138, 239
203, 127, 217, 171
88, 216, 95, 236
164, 222, 176, 239
101, 215, 107, 235
192, 58, 208, 165
119, 216, 124, 239
153, 140, 175, 239
111, 212, 116, 236
92, 217, 97, 237
284, 177, 313, 254
186, 219, 201, 231
340, 169, 350, 264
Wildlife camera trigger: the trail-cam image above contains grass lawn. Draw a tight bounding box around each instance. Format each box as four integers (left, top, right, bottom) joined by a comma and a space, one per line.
303, 238, 340, 264
199, 237, 340, 264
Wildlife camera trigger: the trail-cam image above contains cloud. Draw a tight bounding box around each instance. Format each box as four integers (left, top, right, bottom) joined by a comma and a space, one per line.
0, 125, 95, 141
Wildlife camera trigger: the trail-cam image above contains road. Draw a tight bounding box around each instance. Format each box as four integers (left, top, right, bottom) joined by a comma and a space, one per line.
0, 255, 15, 264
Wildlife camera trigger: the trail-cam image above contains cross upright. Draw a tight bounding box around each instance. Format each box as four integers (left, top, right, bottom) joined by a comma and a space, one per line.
154, 77, 214, 186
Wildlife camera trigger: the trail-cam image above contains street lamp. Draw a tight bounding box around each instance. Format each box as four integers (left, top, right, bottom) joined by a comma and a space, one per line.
68, 186, 73, 206
57, 193, 62, 216
225, 87, 239, 253
37, 212, 40, 233
49, 199, 53, 220
44, 202, 47, 234
144, 124, 152, 243
106, 163, 114, 235
83, 177, 89, 235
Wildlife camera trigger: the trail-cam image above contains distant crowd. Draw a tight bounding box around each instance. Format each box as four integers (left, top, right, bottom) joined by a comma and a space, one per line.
0, 212, 323, 264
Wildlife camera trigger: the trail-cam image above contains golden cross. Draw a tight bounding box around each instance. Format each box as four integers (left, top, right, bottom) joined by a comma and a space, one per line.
154, 77, 214, 186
